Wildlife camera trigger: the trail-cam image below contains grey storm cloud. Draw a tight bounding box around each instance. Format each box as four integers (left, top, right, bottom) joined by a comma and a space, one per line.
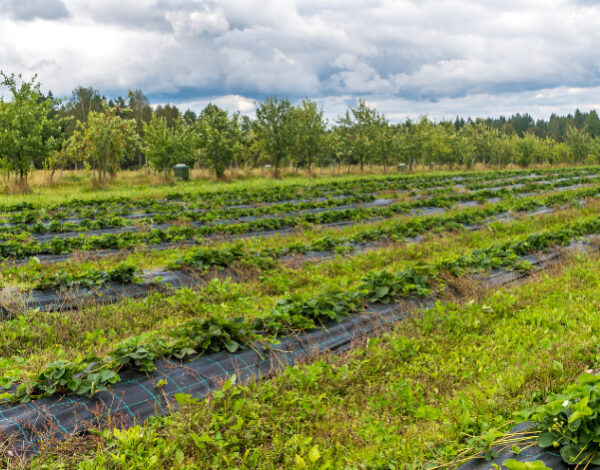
0, 0, 69, 20
2, 0, 600, 120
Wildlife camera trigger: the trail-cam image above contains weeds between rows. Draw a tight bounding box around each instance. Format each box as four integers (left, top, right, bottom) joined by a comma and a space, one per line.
7, 204, 600, 404
12, 253, 600, 469
3, 168, 600, 467
10, 182, 600, 289
0, 167, 592, 228
3, 181, 600, 292
0, 171, 596, 240
0, 166, 593, 217
0, 220, 584, 458
0, 203, 592, 387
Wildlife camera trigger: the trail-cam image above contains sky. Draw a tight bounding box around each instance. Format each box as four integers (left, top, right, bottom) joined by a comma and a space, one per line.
2, 0, 600, 122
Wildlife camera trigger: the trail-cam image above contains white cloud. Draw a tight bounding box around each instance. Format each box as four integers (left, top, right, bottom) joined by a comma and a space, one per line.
172, 94, 257, 116
2, 0, 600, 119
165, 7, 229, 37
0, 0, 69, 20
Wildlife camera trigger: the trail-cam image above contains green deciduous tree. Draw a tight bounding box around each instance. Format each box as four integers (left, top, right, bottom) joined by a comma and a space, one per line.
196, 104, 242, 179
584, 110, 600, 138
565, 125, 594, 164
142, 115, 194, 177
398, 117, 435, 170
336, 99, 387, 171
289, 99, 328, 174
255, 96, 294, 176
127, 89, 153, 169
0, 72, 64, 188
62, 86, 104, 134
63, 107, 139, 183
154, 104, 182, 129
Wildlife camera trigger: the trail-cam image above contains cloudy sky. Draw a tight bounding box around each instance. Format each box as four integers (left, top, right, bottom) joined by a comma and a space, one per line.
2, 0, 600, 121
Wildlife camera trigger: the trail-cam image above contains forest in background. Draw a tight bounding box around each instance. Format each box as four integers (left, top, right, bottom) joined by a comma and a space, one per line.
2, 72, 600, 187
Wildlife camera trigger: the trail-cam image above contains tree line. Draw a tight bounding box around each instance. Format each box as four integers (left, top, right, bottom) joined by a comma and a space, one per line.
2, 72, 600, 186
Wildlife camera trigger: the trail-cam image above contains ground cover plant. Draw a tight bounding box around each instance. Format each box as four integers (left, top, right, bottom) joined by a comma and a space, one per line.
0, 174, 597, 263
0, 203, 584, 385
3, 167, 600, 468
10, 204, 600, 404
17, 253, 600, 469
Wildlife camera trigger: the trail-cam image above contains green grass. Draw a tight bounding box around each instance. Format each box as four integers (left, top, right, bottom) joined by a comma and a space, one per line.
0, 203, 596, 387
2, 165, 596, 207
3, 166, 600, 468
21, 253, 600, 469
0, 168, 437, 206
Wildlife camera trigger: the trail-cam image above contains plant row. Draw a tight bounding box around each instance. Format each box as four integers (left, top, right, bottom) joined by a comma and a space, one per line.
0, 167, 596, 220
1, 173, 597, 243
0, 193, 376, 233
7, 212, 600, 404
0, 170, 537, 223
32, 263, 141, 290
19, 182, 600, 290
0, 189, 542, 259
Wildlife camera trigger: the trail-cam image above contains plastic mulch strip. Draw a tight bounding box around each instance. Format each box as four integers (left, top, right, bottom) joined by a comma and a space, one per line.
0, 300, 429, 454
457, 423, 592, 470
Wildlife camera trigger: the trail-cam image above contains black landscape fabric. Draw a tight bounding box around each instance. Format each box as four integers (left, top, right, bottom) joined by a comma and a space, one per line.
0, 300, 428, 454
457, 422, 600, 470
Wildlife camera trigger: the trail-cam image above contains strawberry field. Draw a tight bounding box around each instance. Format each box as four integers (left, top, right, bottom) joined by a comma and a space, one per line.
1, 168, 600, 468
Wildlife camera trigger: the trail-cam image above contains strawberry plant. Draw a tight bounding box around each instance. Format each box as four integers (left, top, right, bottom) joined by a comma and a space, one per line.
518, 373, 600, 467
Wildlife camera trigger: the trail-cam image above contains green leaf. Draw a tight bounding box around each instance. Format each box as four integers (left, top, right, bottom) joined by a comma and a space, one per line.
308, 445, 321, 463
537, 431, 556, 448
190, 432, 212, 448
568, 395, 593, 423
560, 444, 581, 464
577, 373, 600, 385
294, 454, 307, 468
174, 393, 199, 407
503, 460, 551, 470
375, 286, 390, 298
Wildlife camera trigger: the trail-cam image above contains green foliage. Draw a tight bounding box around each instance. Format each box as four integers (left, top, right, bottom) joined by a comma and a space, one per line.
254, 96, 295, 174
27, 254, 600, 468
336, 99, 387, 171
288, 99, 328, 173
0, 72, 64, 185
2, 168, 597, 262
5, 166, 600, 468
518, 373, 600, 466
360, 268, 431, 303
33, 263, 140, 290
7, 72, 600, 179
8, 202, 596, 404
10, 317, 258, 402
196, 104, 242, 179
63, 107, 139, 182
142, 115, 194, 175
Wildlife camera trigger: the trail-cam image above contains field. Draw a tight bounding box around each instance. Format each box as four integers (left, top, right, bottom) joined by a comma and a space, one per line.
1, 166, 600, 468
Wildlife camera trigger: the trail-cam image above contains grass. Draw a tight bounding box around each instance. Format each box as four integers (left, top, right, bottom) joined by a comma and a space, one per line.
0, 183, 595, 290
0, 202, 596, 386
18, 252, 600, 469
0, 167, 426, 206
0, 164, 593, 207
2, 165, 600, 468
